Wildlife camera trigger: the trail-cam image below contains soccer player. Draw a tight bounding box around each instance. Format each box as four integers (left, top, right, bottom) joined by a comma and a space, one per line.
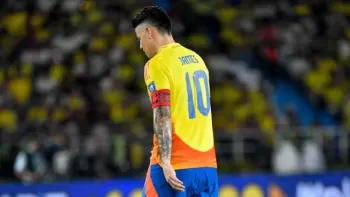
132, 6, 218, 197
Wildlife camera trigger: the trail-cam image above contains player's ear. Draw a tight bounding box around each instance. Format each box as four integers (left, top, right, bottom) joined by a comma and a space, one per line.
145, 27, 151, 37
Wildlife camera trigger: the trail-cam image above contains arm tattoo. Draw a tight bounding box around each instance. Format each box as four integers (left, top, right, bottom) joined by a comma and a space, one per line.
153, 106, 172, 163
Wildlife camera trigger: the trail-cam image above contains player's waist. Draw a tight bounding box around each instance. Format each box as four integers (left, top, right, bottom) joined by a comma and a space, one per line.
150, 149, 217, 169
151, 156, 217, 169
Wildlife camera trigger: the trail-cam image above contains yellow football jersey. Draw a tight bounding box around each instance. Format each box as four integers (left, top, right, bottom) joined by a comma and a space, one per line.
144, 43, 217, 170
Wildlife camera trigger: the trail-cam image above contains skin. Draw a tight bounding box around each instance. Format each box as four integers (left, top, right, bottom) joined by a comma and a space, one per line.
135, 22, 185, 192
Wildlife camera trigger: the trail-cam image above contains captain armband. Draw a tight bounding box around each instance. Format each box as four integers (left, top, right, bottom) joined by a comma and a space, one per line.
151, 89, 170, 109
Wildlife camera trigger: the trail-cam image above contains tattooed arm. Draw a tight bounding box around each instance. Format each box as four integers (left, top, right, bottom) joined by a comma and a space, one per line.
153, 106, 172, 164
153, 105, 184, 191
147, 66, 184, 191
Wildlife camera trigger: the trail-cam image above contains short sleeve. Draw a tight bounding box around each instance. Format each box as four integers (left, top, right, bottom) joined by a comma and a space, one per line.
144, 60, 171, 108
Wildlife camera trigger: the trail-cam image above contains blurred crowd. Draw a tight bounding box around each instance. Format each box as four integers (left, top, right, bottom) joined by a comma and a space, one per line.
252, 0, 350, 127
0, 0, 349, 183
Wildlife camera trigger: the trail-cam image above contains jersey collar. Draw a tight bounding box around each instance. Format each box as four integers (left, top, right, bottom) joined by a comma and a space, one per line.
159, 42, 180, 52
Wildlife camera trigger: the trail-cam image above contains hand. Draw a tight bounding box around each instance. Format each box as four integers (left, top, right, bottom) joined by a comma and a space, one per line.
162, 162, 185, 192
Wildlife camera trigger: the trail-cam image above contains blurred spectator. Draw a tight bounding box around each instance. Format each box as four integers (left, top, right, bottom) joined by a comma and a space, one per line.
52, 149, 72, 180
301, 140, 326, 173
272, 140, 302, 175
284, 106, 300, 127
14, 135, 46, 183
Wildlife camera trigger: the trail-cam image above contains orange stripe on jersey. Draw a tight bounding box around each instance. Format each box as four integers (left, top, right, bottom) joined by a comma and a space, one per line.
150, 127, 217, 169
171, 133, 217, 169
151, 89, 170, 109
144, 168, 158, 197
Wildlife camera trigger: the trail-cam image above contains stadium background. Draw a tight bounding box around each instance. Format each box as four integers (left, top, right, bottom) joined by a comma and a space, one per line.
0, 0, 350, 196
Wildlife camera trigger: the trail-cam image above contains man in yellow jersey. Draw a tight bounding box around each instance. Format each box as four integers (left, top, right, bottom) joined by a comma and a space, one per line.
132, 6, 218, 197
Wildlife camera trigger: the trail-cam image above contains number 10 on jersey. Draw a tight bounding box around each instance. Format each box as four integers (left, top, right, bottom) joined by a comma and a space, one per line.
185, 70, 211, 119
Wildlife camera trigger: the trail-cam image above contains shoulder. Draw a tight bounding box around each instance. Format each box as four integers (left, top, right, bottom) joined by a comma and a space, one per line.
146, 55, 160, 68
148, 54, 171, 72
144, 56, 166, 82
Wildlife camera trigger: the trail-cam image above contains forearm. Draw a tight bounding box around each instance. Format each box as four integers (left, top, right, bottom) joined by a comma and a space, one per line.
153, 106, 172, 164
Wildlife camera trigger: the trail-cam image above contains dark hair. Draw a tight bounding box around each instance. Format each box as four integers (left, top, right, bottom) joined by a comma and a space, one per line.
132, 6, 172, 34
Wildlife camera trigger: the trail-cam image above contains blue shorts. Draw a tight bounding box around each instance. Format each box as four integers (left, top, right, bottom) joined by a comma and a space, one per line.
142, 164, 218, 197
